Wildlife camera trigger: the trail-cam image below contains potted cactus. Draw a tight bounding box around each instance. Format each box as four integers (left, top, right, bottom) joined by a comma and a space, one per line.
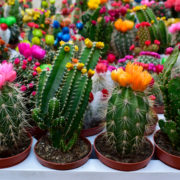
94, 62, 154, 171
154, 46, 180, 169
0, 62, 32, 168
33, 39, 103, 170
111, 18, 137, 58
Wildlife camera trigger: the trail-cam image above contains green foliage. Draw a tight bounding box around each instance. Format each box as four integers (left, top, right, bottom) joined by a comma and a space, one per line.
0, 83, 27, 150
159, 47, 180, 150
33, 42, 102, 152
106, 86, 149, 155
75, 0, 88, 12
111, 28, 137, 58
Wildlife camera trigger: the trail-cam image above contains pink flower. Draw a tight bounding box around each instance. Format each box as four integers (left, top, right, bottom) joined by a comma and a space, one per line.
21, 85, 27, 92
156, 64, 164, 74
35, 62, 40, 66
165, 47, 174, 55
22, 64, 27, 70
28, 57, 32, 62
130, 44, 135, 51
14, 58, 20, 65
33, 71, 37, 76
149, 95, 156, 101
18, 43, 31, 58
23, 59, 28, 65
91, 20, 97, 25
0, 63, 16, 84
28, 83, 34, 88
0, 74, 5, 89
154, 40, 160, 45
32, 91, 36, 96
31, 45, 46, 60
100, 6, 106, 14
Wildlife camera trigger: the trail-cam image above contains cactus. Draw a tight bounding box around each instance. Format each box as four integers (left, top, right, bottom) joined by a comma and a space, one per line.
9, 24, 20, 45
0, 63, 27, 151
159, 47, 180, 150
106, 63, 152, 155
33, 40, 103, 152
111, 28, 137, 58
136, 7, 171, 53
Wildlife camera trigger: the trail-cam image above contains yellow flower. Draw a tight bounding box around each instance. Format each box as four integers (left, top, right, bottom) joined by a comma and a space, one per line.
88, 69, 95, 78
25, 9, 34, 16
81, 68, 87, 74
60, 41, 65, 46
157, 17, 160, 21
151, 20, 154, 24
64, 46, 70, 52
75, 45, 79, 52
36, 67, 42, 74
23, 15, 32, 22
40, 24, 45, 28
66, 62, 74, 70
132, 5, 147, 12
77, 63, 84, 70
85, 38, 93, 48
96, 42, 104, 49
88, 0, 100, 10
8, 0, 15, 5
45, 10, 50, 18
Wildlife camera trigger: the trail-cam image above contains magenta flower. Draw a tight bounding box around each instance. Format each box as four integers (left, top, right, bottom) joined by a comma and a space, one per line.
31, 45, 46, 60
18, 43, 32, 58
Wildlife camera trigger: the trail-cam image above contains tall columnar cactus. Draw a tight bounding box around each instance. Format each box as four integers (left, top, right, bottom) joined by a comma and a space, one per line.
135, 7, 171, 53
159, 47, 180, 150
33, 39, 103, 152
106, 63, 152, 155
0, 63, 27, 151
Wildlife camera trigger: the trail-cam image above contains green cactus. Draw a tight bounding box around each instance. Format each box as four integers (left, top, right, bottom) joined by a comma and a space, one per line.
136, 7, 171, 53
111, 28, 137, 58
0, 83, 27, 150
136, 55, 160, 65
106, 86, 149, 155
159, 47, 180, 150
33, 41, 103, 152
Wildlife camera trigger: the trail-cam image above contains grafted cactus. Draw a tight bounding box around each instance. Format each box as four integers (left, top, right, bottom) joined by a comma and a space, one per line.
0, 63, 27, 151
159, 47, 180, 150
106, 63, 152, 155
33, 39, 103, 152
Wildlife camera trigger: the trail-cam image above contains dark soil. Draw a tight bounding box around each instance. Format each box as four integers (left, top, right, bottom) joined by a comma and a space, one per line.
35, 136, 90, 163
95, 134, 153, 163
0, 134, 31, 158
155, 130, 180, 156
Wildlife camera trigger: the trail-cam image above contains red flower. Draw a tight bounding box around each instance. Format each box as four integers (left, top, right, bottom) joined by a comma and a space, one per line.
91, 20, 97, 25
154, 40, 160, 45
101, 89, 109, 99
33, 71, 37, 76
89, 92, 94, 103
145, 40, 151, 46
149, 95, 156, 101
107, 53, 116, 63
32, 91, 36, 96
96, 63, 107, 73
155, 64, 164, 74
129, 44, 135, 51
21, 85, 27, 92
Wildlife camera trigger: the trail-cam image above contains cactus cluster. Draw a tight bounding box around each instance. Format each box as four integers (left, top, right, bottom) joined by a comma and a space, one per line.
136, 7, 171, 53
33, 40, 103, 152
159, 47, 180, 150
111, 28, 137, 58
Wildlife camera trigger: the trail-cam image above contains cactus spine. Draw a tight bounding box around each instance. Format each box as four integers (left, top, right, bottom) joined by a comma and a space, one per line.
159, 47, 180, 150
33, 40, 103, 152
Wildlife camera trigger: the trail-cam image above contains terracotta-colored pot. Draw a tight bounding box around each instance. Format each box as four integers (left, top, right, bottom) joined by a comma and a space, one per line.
0, 133, 32, 168
94, 133, 154, 171
81, 123, 105, 137
34, 137, 92, 170
26, 126, 47, 140
154, 105, 164, 114
144, 113, 158, 136
154, 130, 180, 169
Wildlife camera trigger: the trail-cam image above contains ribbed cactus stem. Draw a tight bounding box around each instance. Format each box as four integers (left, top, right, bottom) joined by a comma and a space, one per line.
106, 86, 149, 155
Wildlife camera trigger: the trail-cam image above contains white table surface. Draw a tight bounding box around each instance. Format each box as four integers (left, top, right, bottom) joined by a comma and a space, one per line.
1, 114, 180, 180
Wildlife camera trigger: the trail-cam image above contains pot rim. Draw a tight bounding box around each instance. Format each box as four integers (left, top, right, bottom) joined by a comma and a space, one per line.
34, 136, 92, 166
94, 132, 154, 166
0, 132, 32, 161
154, 130, 180, 159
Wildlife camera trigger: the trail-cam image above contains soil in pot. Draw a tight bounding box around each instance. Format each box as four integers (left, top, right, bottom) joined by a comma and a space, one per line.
35, 136, 90, 163
0, 133, 31, 158
95, 134, 152, 163
155, 131, 180, 156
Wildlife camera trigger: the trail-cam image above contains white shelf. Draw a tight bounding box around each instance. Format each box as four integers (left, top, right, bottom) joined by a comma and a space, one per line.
1, 115, 180, 180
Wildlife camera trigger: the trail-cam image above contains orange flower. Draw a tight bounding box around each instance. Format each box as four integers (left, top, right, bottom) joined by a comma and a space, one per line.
111, 63, 152, 92
114, 19, 123, 31
4, 47, 8, 52
0, 39, 5, 45
114, 19, 134, 32
100, 0, 108, 4
72, 58, 78, 64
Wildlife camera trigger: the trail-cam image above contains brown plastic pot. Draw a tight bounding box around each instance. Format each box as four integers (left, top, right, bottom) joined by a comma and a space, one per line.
144, 113, 158, 136
0, 133, 32, 168
94, 133, 154, 171
81, 123, 105, 137
154, 105, 164, 114
154, 130, 180, 169
34, 136, 92, 170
